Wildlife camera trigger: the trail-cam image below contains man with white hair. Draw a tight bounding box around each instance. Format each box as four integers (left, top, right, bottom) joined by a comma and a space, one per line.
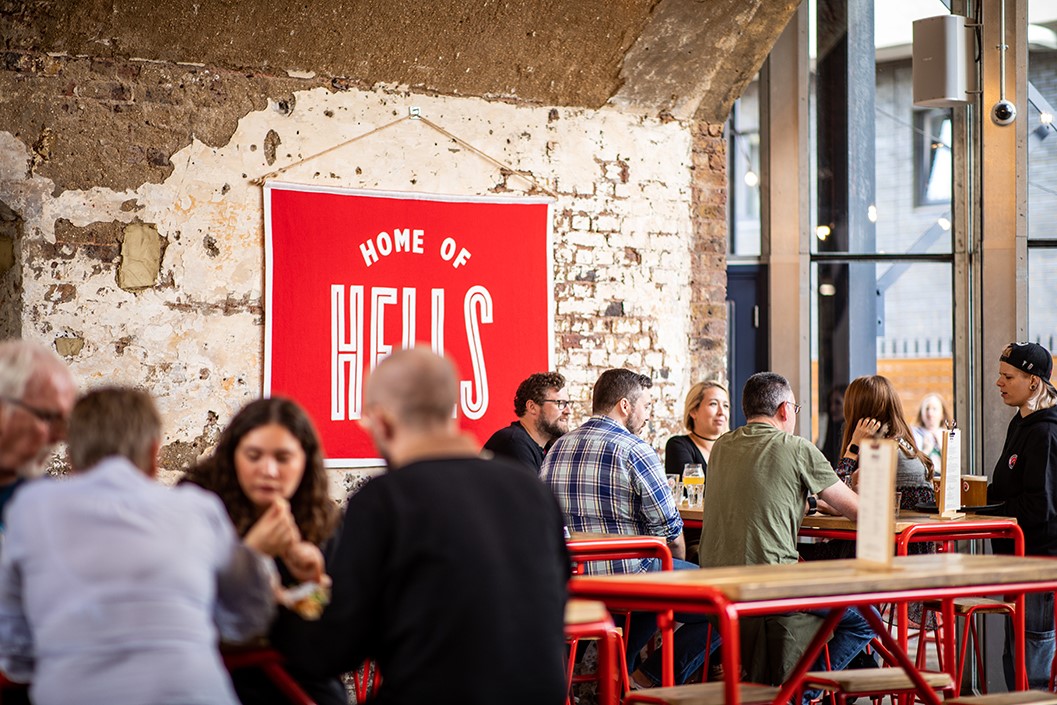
0, 341, 76, 527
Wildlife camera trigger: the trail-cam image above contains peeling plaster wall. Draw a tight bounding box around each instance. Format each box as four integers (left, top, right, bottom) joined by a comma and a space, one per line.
0, 54, 727, 486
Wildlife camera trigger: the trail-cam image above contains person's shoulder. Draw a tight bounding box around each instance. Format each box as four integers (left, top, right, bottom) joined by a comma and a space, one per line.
483, 422, 521, 447
6, 475, 57, 511
666, 434, 691, 451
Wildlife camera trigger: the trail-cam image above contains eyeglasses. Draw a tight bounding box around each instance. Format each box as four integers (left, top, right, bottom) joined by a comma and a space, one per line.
785, 400, 801, 415
0, 396, 68, 429
542, 399, 572, 410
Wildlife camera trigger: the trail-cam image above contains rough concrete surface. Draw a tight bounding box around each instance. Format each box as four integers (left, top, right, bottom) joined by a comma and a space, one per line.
2, 0, 793, 121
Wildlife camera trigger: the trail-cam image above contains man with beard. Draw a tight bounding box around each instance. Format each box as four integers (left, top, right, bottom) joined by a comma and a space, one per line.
483, 371, 571, 472
0, 341, 76, 528
542, 369, 714, 687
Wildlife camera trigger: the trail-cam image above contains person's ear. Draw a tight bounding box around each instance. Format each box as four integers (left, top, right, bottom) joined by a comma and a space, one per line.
145, 437, 161, 478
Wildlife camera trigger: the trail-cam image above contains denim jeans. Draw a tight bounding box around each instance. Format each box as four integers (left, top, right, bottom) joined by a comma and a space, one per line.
1003, 590, 1055, 690
621, 558, 721, 685
805, 606, 878, 672
798, 606, 877, 704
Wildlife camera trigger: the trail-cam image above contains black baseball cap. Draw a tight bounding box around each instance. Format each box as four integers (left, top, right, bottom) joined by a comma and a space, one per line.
1000, 341, 1054, 384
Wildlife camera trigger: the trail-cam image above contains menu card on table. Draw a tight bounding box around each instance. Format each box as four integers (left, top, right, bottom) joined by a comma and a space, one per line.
855, 439, 898, 569
938, 428, 965, 519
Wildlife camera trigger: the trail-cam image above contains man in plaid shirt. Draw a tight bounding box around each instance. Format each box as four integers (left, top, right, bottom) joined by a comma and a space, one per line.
542, 368, 713, 686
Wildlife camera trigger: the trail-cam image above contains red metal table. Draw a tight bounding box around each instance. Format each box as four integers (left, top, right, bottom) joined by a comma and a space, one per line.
568, 553, 1057, 705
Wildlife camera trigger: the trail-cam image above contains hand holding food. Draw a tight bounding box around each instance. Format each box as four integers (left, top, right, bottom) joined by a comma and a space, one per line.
243, 498, 298, 557
282, 541, 326, 584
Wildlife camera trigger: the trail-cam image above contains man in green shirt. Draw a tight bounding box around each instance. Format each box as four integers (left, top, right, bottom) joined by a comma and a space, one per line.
701, 372, 871, 684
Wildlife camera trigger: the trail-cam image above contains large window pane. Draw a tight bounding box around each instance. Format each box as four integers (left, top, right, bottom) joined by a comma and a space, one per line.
811, 261, 953, 457
1029, 249, 1057, 348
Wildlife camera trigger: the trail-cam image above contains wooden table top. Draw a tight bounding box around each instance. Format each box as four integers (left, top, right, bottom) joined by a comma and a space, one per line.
567, 530, 668, 543
570, 553, 1057, 602
677, 506, 1017, 532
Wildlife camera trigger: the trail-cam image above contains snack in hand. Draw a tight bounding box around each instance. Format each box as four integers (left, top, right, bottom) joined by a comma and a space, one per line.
278, 580, 331, 620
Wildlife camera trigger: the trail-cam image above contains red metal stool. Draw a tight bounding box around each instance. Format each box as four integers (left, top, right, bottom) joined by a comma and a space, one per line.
222, 645, 318, 705
350, 659, 381, 703
918, 597, 1016, 694
565, 534, 676, 691
565, 599, 622, 705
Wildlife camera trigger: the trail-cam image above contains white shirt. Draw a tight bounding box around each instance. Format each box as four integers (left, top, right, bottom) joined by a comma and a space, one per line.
0, 456, 275, 705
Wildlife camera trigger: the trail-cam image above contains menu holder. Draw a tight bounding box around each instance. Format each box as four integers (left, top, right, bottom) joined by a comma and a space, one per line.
855, 438, 898, 569
938, 428, 965, 520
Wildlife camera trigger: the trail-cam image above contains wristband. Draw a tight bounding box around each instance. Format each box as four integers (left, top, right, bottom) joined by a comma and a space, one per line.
848, 443, 860, 455
806, 496, 818, 516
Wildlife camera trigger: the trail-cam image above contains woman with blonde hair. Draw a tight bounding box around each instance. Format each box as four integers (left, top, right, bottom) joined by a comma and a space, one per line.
664, 381, 730, 477
989, 342, 1057, 689
911, 393, 953, 469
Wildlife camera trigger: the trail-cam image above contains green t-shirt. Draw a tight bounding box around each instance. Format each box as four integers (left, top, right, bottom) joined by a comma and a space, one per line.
700, 422, 839, 567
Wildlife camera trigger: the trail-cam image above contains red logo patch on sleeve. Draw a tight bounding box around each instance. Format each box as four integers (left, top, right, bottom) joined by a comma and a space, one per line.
1009, 454, 1018, 469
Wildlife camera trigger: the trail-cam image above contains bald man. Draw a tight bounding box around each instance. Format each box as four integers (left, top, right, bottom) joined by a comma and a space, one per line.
273, 348, 570, 705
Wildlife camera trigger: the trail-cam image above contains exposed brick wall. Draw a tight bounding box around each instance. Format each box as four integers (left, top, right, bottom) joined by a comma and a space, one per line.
0, 50, 728, 480
689, 122, 729, 384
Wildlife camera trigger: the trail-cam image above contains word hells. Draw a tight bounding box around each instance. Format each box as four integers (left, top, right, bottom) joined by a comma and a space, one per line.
330, 284, 492, 421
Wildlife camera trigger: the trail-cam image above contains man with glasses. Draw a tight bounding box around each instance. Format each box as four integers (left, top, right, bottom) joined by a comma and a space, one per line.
483, 371, 571, 473
0, 341, 76, 529
701, 371, 868, 691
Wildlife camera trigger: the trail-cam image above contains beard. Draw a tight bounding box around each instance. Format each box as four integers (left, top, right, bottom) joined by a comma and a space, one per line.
536, 417, 567, 442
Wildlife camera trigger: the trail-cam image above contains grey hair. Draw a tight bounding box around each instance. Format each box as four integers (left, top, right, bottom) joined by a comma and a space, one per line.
742, 372, 792, 418
0, 341, 61, 399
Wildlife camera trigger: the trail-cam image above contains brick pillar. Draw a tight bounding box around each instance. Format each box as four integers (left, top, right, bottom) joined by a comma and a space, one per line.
688, 121, 728, 382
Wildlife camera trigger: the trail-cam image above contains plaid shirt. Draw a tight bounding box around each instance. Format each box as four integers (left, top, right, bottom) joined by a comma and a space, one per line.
541, 415, 682, 574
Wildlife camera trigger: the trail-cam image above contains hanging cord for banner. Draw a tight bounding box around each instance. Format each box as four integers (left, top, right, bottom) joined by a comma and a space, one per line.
250, 115, 412, 185
414, 116, 558, 198
251, 112, 558, 198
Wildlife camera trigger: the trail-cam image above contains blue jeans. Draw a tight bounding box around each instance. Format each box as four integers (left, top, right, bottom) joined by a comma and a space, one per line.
622, 559, 721, 685
805, 606, 878, 672
1003, 591, 1055, 690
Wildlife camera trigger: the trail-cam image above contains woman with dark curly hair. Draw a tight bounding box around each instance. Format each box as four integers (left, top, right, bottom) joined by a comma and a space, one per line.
183, 397, 345, 705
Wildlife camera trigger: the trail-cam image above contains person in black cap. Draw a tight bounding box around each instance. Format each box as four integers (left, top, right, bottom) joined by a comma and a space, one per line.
989, 341, 1057, 689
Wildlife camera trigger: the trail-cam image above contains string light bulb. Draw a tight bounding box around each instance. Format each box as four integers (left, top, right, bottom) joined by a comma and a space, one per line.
937, 217, 952, 231
815, 224, 832, 241
744, 170, 759, 188
867, 205, 878, 223
1042, 112, 1054, 126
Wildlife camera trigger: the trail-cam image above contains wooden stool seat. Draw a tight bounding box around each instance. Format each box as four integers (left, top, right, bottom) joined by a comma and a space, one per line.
922, 597, 1016, 615
802, 668, 952, 693
565, 598, 610, 625
623, 681, 780, 705
947, 692, 1057, 705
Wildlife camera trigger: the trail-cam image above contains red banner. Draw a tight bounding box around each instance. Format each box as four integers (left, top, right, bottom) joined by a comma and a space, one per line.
264, 183, 554, 466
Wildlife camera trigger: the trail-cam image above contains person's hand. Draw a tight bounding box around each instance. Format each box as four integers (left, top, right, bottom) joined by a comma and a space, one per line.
282, 541, 326, 584
244, 499, 299, 557
849, 468, 860, 492
850, 417, 883, 446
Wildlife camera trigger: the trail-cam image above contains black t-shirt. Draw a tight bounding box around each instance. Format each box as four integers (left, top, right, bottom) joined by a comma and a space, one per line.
664, 434, 708, 477
483, 421, 545, 473
274, 456, 570, 705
